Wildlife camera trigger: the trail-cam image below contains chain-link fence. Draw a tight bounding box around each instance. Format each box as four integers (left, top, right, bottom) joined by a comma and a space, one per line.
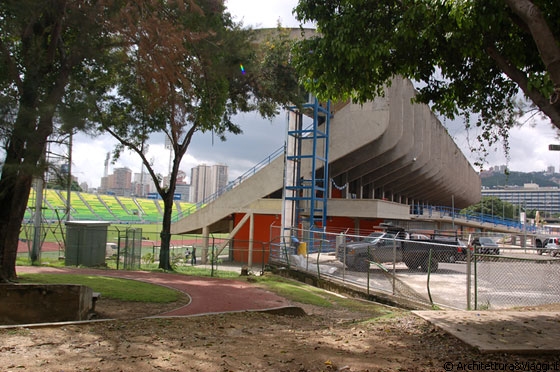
270, 227, 560, 310
19, 222, 272, 275
472, 247, 560, 310
19, 221, 560, 309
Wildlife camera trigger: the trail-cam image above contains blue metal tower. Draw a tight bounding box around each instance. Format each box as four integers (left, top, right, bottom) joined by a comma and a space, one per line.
285, 97, 332, 230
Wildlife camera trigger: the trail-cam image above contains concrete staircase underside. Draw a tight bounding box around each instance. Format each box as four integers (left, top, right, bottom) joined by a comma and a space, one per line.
171, 76, 481, 235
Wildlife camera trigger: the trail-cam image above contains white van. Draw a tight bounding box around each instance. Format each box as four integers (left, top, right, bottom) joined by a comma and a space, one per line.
106, 243, 118, 257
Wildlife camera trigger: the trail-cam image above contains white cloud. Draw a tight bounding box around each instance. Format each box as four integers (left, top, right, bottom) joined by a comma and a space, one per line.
446, 114, 560, 173
54, 1, 560, 188
71, 111, 288, 188
225, 0, 312, 28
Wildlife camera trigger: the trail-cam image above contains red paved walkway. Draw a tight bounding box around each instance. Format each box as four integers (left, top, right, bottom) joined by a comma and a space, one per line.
16, 266, 292, 317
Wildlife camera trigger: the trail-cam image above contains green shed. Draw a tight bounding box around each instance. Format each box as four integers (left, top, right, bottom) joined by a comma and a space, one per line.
65, 221, 111, 267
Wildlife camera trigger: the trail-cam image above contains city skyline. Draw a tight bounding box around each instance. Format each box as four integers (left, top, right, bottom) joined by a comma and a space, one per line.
86, 162, 229, 203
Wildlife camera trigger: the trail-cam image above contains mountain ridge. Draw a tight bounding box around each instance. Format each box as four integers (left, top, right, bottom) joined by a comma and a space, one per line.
481, 170, 560, 188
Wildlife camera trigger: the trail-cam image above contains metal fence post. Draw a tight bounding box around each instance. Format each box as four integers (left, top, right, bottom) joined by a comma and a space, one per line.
367, 245, 370, 295
426, 248, 433, 306
392, 238, 396, 295
466, 245, 471, 310
474, 251, 478, 310
316, 241, 321, 280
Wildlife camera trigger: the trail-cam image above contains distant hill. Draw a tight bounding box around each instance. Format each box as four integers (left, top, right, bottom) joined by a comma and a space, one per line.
480, 171, 560, 188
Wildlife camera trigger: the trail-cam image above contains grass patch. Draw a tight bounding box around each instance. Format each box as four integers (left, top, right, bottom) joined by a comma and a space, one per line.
109, 260, 242, 279
17, 273, 179, 303
254, 274, 394, 318
17, 252, 65, 267
253, 275, 336, 307
173, 264, 240, 279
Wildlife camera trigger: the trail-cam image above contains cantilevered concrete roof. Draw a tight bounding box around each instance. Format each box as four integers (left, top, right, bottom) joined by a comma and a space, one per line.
171, 76, 480, 235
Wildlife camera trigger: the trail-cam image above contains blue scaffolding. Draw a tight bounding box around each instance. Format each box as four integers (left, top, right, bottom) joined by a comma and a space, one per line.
286, 97, 332, 230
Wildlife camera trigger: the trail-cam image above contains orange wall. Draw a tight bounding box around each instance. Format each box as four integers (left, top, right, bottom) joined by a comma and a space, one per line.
331, 188, 343, 198
232, 213, 281, 264
232, 213, 387, 264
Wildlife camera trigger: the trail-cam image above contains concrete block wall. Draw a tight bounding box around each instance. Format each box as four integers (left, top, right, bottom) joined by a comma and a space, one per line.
0, 284, 93, 325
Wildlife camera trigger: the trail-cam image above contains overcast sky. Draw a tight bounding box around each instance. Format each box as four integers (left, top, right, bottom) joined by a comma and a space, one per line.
67, 0, 560, 189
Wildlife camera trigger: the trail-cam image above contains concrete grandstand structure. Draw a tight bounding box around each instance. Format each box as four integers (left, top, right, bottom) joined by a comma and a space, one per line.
170, 76, 482, 263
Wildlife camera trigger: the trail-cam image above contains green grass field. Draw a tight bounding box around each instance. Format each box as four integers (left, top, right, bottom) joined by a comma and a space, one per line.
17, 273, 181, 302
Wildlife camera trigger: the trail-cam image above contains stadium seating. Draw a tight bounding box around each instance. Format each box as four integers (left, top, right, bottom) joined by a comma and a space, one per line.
135, 198, 162, 223
27, 188, 191, 224
80, 193, 115, 220
69, 191, 99, 220
175, 201, 195, 219
25, 189, 68, 222
114, 196, 142, 222
43, 190, 68, 220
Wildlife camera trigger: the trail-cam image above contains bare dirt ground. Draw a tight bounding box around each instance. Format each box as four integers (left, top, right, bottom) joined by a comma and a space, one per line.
2, 294, 560, 372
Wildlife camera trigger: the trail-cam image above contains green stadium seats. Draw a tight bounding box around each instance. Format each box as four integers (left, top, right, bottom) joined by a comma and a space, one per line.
29, 188, 188, 223
135, 198, 162, 223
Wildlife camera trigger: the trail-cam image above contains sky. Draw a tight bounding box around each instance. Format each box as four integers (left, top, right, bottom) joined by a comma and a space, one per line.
67, 0, 560, 189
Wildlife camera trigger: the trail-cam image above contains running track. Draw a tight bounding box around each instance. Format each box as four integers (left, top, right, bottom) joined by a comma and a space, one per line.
16, 266, 293, 317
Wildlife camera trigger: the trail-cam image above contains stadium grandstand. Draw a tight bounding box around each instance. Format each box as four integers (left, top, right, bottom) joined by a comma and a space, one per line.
135, 198, 162, 223
25, 188, 193, 224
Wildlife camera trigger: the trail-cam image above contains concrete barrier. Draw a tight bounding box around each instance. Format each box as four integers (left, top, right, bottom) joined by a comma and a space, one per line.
0, 284, 94, 325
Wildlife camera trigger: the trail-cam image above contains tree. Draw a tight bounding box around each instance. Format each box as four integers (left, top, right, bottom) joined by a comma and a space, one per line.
0, 0, 302, 280
293, 0, 560, 157
462, 196, 518, 220
93, 4, 301, 270
0, 0, 124, 282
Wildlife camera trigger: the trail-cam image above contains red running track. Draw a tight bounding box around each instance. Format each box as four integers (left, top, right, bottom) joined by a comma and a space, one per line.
16, 266, 292, 317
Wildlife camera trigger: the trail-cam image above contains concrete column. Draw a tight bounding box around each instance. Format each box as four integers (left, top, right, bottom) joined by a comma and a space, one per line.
282, 110, 299, 244
229, 219, 234, 261
248, 212, 254, 268
358, 177, 363, 199
202, 226, 209, 264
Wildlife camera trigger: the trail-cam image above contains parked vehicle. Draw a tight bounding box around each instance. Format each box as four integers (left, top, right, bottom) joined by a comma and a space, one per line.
337, 226, 460, 272
456, 239, 470, 261
430, 236, 464, 263
538, 237, 553, 255
542, 237, 560, 256
471, 237, 500, 255
106, 242, 118, 257
337, 228, 404, 272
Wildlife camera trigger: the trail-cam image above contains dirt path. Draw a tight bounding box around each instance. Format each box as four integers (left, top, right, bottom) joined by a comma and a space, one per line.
4, 266, 559, 371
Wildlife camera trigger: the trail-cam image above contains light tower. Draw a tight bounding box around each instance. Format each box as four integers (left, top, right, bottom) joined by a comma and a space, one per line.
103, 152, 110, 178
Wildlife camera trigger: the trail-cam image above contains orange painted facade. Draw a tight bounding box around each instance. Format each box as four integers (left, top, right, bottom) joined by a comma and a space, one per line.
232, 213, 386, 263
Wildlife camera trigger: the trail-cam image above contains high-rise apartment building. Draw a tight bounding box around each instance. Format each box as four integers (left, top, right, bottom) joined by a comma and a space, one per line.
190, 164, 228, 203
132, 172, 156, 197
100, 167, 132, 196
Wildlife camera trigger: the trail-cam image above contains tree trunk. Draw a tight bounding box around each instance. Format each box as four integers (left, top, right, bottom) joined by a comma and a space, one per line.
0, 85, 43, 282
505, 0, 560, 89
0, 173, 34, 282
504, 0, 560, 127
158, 195, 175, 271
0, 108, 46, 281
0, 82, 61, 282
157, 152, 185, 271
